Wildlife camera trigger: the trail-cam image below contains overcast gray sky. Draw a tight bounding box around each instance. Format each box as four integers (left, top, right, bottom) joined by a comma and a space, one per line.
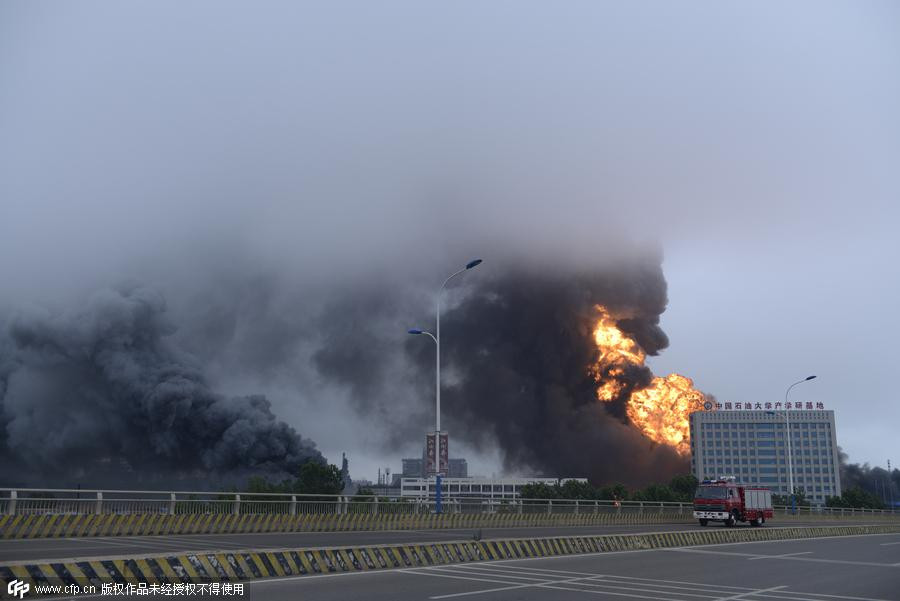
1, 1, 898, 482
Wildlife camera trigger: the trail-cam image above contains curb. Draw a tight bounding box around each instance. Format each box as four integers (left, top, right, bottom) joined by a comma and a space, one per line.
0, 511, 692, 540
2, 524, 898, 595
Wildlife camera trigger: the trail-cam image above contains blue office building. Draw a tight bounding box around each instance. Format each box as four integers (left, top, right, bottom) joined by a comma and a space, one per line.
689, 409, 842, 505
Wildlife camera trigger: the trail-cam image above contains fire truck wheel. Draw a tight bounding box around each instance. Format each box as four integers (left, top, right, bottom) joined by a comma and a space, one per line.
698, 519, 708, 526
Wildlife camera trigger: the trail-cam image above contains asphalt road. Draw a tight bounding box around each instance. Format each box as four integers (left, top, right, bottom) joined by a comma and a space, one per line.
1, 521, 893, 563
51, 531, 900, 601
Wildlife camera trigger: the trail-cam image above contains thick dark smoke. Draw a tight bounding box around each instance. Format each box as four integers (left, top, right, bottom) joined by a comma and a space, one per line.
0, 286, 323, 487
838, 449, 899, 503
422, 253, 689, 487
0, 252, 699, 489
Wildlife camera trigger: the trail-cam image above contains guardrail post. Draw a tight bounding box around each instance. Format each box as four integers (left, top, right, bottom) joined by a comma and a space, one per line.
7, 491, 16, 516
639, 501, 643, 515
373, 496, 379, 516
547, 500, 552, 515
233, 494, 241, 515
290, 495, 297, 516
169, 493, 176, 515
574, 500, 579, 515
594, 500, 598, 514
95, 492, 103, 515
517, 500, 523, 515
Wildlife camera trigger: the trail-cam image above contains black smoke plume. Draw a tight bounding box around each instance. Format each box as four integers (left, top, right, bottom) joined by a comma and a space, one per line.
395, 252, 691, 487
838, 449, 899, 503
0, 286, 323, 487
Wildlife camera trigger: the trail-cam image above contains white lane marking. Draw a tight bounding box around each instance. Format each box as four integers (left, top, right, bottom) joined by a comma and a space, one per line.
716, 586, 787, 601
68, 536, 217, 551
416, 566, 558, 583
682, 531, 900, 550
748, 552, 813, 560
444, 564, 739, 598
428, 566, 864, 601
666, 548, 899, 568
465, 565, 772, 595
419, 566, 758, 600
402, 568, 538, 586
878, 541, 900, 546
497, 564, 828, 599
426, 574, 686, 601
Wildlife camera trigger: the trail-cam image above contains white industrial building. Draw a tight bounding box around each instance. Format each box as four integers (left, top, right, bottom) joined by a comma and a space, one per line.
689, 408, 841, 505
400, 476, 588, 499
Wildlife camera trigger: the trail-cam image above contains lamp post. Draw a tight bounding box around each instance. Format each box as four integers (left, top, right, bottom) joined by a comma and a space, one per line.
770, 375, 816, 514
408, 259, 483, 508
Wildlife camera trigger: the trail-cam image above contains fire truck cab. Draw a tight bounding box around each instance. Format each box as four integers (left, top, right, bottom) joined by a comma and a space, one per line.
693, 477, 774, 527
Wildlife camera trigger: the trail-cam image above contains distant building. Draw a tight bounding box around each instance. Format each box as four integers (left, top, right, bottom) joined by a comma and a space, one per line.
340, 452, 352, 494
402, 458, 424, 478
689, 408, 841, 505
400, 476, 587, 500
449, 458, 468, 478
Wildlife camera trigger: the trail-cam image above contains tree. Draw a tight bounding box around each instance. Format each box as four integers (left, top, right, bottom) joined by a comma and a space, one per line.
243, 460, 344, 496
599, 483, 629, 502
559, 479, 599, 500
772, 486, 811, 507
826, 487, 885, 510
668, 474, 699, 502
295, 461, 344, 495
519, 482, 561, 501
633, 484, 677, 502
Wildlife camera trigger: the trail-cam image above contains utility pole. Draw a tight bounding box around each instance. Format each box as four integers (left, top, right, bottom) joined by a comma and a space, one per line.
890, 459, 895, 511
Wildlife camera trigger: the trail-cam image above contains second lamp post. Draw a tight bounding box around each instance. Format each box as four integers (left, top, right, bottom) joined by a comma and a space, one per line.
409, 259, 482, 483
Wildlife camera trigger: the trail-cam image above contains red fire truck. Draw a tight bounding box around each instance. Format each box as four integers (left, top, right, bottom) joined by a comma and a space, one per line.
693, 477, 774, 527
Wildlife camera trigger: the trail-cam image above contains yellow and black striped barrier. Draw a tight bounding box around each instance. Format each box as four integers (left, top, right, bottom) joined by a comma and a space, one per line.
0, 511, 693, 540
2, 524, 898, 594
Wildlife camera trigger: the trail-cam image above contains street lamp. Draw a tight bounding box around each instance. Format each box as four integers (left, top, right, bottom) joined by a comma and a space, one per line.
768, 375, 817, 514
408, 259, 483, 479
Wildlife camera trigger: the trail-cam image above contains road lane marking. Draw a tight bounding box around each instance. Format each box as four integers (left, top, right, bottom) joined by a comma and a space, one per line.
878, 541, 900, 546
424, 573, 688, 601
418, 566, 758, 600
427, 566, 871, 601
667, 548, 899, 568
716, 586, 787, 601
748, 552, 813, 560
443, 564, 742, 598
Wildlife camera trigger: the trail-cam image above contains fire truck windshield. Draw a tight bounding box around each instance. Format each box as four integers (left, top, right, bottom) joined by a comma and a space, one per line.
694, 486, 728, 499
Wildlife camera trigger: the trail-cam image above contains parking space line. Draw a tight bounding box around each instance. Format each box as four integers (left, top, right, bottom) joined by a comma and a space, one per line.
433, 566, 882, 601
419, 565, 749, 600
666, 548, 899, 568
447, 565, 759, 599
716, 585, 786, 601
497, 564, 761, 591
428, 575, 684, 601
748, 552, 813, 560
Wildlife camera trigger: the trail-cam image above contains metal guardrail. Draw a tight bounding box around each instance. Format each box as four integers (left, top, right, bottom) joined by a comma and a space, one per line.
0, 488, 895, 519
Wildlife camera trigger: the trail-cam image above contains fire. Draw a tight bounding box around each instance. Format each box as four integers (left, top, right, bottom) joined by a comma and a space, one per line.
591, 305, 706, 455
626, 373, 705, 454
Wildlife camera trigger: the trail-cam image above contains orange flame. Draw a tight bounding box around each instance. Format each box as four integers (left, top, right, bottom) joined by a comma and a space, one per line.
591, 305, 706, 455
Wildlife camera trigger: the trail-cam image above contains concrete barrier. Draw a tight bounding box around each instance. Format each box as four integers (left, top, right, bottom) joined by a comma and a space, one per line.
0, 511, 692, 540
2, 524, 898, 594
